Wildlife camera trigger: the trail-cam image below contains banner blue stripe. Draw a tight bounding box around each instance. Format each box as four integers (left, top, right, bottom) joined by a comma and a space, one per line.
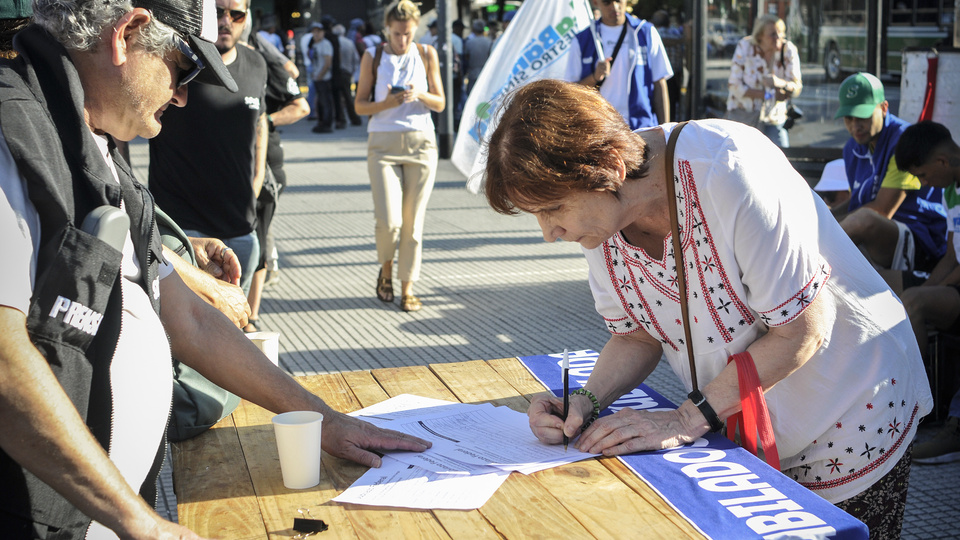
518, 350, 868, 540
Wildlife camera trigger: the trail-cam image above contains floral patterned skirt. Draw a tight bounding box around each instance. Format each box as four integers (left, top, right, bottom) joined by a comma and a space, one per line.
834, 444, 913, 540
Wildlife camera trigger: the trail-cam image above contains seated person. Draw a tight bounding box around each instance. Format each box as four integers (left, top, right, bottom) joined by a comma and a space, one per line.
832, 73, 946, 282
813, 158, 850, 208
896, 121, 960, 463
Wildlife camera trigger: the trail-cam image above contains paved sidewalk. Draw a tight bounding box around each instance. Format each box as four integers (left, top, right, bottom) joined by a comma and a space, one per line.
131, 119, 958, 538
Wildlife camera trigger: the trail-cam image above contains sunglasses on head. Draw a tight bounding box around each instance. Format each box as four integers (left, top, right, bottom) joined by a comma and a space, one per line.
217, 7, 247, 23
171, 35, 205, 87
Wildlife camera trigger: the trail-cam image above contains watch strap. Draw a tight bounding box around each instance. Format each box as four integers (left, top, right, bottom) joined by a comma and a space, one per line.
688, 389, 723, 433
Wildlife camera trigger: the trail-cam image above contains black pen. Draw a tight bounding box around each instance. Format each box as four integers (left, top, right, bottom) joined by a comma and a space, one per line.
562, 348, 569, 451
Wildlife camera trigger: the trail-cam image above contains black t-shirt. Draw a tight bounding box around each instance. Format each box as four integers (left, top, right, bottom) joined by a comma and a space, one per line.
148, 45, 267, 238
251, 34, 301, 116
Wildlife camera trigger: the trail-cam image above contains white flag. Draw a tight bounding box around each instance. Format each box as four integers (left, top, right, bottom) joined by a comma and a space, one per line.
452, 0, 594, 193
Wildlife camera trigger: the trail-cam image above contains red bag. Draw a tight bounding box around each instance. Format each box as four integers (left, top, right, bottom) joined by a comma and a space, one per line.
725, 352, 780, 470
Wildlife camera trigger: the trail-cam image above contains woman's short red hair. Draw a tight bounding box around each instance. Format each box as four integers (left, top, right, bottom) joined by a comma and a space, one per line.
484, 79, 649, 215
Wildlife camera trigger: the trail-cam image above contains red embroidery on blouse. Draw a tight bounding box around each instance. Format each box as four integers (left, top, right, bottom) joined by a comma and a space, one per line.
800, 403, 920, 491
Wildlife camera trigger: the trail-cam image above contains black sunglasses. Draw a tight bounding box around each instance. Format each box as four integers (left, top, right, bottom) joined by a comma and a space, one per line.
172, 35, 205, 87
216, 7, 247, 23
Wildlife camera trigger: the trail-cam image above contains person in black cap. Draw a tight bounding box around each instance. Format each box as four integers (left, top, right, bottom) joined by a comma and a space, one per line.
0, 0, 431, 537
149, 0, 267, 297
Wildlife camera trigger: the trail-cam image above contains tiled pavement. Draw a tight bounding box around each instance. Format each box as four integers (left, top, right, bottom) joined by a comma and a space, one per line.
130, 118, 959, 538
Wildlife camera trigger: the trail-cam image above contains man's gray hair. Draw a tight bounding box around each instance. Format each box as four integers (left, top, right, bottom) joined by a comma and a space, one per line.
32, 0, 177, 55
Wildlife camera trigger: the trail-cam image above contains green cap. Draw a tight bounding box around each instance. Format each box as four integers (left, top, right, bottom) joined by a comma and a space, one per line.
0, 0, 31, 19
834, 72, 885, 119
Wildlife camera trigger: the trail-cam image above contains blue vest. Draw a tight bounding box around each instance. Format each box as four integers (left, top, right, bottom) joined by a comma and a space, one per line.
575, 14, 659, 129
843, 112, 946, 269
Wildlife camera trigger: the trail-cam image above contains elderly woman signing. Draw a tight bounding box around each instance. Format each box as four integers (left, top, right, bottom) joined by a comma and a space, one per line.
484, 79, 931, 538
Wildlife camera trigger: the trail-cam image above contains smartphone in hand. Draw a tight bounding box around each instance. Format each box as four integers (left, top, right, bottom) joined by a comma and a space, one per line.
390, 85, 406, 94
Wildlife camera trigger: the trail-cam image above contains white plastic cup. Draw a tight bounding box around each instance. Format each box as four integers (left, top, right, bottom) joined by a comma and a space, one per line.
247, 331, 280, 366
271, 411, 323, 489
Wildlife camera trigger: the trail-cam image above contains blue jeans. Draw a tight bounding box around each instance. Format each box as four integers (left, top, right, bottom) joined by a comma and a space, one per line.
306, 80, 317, 117
315, 79, 334, 130
761, 122, 789, 148
184, 229, 259, 296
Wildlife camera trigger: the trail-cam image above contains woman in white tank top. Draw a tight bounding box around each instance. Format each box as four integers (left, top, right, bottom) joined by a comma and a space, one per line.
355, 0, 445, 312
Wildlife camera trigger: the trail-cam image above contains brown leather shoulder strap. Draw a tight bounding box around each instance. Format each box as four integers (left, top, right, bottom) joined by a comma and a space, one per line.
370, 43, 385, 92
665, 121, 699, 391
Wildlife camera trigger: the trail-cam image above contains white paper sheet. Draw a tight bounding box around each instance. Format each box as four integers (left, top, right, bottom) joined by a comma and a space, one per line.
350, 394, 474, 423
332, 455, 510, 510
337, 394, 597, 509
384, 405, 596, 471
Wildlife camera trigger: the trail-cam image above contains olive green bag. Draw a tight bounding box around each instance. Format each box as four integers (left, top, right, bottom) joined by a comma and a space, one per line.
155, 207, 241, 442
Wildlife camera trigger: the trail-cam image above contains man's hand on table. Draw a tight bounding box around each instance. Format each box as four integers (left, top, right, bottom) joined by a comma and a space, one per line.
138, 516, 209, 540
322, 411, 432, 468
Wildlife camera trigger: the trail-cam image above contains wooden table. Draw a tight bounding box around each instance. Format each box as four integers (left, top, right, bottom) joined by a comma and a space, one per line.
171, 358, 705, 539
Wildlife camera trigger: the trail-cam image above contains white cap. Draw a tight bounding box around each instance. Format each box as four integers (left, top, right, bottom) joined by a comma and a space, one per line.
814, 159, 849, 192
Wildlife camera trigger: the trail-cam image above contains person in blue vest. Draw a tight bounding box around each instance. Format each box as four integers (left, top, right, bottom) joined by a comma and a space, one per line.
896, 121, 960, 464
832, 72, 946, 281
565, 0, 674, 128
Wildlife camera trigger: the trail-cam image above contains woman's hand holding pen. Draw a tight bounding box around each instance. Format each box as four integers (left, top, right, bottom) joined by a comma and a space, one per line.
527, 392, 591, 445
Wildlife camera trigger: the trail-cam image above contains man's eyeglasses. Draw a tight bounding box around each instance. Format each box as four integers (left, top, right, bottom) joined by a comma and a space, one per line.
217, 7, 247, 23
171, 35, 205, 88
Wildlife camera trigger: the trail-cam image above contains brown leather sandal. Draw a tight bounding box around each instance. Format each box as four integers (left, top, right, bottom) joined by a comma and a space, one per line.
400, 294, 422, 312
376, 269, 394, 303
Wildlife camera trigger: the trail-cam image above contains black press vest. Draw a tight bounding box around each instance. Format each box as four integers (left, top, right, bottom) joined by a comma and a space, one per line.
0, 25, 165, 537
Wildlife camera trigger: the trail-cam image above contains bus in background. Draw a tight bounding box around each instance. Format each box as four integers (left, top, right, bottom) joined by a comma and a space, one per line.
815, 0, 955, 81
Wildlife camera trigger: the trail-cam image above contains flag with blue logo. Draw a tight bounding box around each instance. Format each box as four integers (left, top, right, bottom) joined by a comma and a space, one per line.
452, 0, 594, 193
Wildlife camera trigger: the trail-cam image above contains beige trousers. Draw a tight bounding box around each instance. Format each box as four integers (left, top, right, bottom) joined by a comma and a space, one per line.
366, 130, 438, 282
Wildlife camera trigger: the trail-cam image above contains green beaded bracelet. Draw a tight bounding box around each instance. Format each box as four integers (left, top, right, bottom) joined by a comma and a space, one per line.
571, 388, 600, 430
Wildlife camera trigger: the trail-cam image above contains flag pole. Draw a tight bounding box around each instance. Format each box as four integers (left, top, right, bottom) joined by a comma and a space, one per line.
585, 0, 603, 59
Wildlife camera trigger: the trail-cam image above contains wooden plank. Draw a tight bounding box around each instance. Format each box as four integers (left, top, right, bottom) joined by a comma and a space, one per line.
369, 365, 460, 402
231, 375, 359, 540
599, 454, 706, 538
336, 505, 452, 540
367, 366, 502, 540
429, 360, 530, 413
341, 370, 391, 408
305, 370, 453, 540
479, 473, 594, 539
428, 360, 596, 538
535, 460, 701, 538
307, 372, 384, 490
171, 414, 267, 540
487, 357, 555, 400
436, 359, 702, 539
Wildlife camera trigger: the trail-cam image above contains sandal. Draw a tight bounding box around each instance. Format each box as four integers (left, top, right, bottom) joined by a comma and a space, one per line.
400, 295, 422, 312
243, 317, 260, 333
376, 269, 394, 303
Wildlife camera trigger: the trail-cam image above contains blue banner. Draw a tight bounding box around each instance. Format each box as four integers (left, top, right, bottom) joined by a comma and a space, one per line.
519, 350, 868, 540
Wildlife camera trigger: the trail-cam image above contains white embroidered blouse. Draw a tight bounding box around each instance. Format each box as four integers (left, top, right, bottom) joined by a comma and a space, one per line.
582, 120, 931, 503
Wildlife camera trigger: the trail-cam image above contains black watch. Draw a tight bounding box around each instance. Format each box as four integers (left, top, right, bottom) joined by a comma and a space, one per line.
688, 389, 724, 433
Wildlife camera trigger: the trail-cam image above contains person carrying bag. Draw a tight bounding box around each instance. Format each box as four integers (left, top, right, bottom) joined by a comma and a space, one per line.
725, 14, 802, 148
